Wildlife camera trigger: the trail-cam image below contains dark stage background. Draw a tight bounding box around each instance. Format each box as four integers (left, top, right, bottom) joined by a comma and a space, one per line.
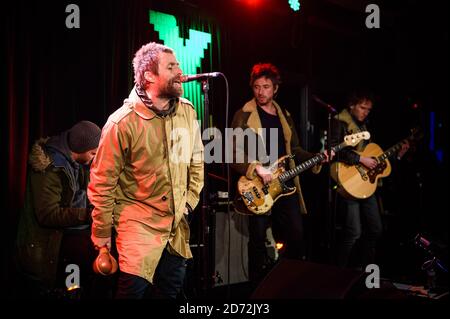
4, 0, 448, 296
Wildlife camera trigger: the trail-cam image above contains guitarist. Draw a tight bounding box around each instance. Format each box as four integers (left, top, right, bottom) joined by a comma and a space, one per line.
230, 63, 331, 286
330, 91, 409, 269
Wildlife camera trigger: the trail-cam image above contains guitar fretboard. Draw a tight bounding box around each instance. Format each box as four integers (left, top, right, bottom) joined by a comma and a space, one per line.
278, 143, 346, 183
378, 142, 404, 161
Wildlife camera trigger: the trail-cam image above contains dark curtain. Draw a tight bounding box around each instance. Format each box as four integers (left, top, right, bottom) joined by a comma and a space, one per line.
4, 0, 223, 284
4, 0, 448, 291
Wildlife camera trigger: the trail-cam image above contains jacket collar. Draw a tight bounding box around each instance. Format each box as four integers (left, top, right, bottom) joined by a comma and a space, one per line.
242, 98, 292, 144
127, 87, 181, 120
335, 108, 368, 151
335, 108, 368, 130
242, 99, 262, 132
126, 87, 156, 120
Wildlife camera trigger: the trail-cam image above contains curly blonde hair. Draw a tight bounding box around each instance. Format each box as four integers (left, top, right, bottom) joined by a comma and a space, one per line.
133, 42, 173, 89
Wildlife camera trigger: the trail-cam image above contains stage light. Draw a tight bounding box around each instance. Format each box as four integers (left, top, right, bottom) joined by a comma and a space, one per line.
246, 0, 262, 7
289, 0, 301, 12
276, 242, 284, 250
67, 285, 80, 291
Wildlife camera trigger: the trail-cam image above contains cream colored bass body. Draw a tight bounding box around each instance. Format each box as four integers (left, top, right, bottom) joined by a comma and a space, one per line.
235, 132, 371, 215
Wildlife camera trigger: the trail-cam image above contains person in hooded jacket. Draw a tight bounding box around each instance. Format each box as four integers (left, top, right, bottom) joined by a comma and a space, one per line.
15, 121, 101, 298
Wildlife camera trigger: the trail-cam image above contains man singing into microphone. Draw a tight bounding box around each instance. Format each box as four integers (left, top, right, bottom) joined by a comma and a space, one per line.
88, 42, 204, 299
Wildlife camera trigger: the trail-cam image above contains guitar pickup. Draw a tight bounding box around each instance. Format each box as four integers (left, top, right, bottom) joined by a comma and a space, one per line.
252, 186, 261, 198
243, 192, 254, 203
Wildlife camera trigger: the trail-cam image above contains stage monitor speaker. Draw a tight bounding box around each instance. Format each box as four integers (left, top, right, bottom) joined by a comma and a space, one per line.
251, 259, 366, 299
213, 211, 249, 286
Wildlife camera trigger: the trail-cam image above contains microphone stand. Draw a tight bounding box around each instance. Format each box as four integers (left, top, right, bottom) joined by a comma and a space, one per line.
199, 79, 211, 291
187, 73, 224, 293
326, 110, 334, 261
312, 95, 337, 262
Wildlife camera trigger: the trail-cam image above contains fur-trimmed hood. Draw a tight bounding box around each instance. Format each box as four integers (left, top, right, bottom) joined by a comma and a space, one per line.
28, 132, 73, 172
28, 137, 51, 172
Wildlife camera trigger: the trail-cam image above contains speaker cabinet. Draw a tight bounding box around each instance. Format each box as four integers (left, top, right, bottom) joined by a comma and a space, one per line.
213, 211, 249, 286
252, 259, 366, 299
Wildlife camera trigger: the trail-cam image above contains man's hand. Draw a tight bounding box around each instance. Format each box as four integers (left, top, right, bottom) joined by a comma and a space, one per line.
321, 150, 335, 163
360, 156, 378, 170
397, 140, 410, 159
255, 165, 273, 184
91, 234, 111, 250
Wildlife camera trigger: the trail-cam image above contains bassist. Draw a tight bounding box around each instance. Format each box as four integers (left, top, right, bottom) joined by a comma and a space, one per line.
230, 63, 331, 286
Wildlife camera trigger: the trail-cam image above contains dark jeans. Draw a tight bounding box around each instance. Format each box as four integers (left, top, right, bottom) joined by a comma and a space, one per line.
57, 229, 113, 299
248, 194, 304, 284
336, 195, 383, 268
115, 247, 187, 299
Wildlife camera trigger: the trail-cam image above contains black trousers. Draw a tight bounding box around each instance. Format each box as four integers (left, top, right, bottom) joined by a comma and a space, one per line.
336, 194, 383, 268
248, 194, 304, 284
115, 248, 187, 299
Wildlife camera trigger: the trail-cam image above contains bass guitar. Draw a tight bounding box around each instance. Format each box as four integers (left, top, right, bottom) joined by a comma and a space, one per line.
234, 132, 371, 215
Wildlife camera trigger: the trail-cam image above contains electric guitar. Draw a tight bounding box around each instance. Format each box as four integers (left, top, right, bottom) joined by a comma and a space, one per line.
234, 132, 371, 215
330, 127, 422, 199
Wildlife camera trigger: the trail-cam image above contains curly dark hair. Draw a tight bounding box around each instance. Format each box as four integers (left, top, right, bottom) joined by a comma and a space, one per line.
347, 90, 375, 108
249, 63, 281, 87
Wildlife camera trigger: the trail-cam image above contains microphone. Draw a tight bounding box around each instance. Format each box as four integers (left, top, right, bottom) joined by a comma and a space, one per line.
312, 95, 338, 113
181, 72, 221, 83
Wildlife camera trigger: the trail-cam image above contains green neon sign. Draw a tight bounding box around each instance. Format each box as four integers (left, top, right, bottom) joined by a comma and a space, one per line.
150, 10, 212, 122
288, 0, 300, 12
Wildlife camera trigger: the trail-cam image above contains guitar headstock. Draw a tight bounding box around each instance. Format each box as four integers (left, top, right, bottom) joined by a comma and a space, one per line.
409, 127, 424, 142
343, 131, 371, 147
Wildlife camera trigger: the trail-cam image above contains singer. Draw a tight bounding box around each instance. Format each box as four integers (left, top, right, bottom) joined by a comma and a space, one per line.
88, 42, 204, 299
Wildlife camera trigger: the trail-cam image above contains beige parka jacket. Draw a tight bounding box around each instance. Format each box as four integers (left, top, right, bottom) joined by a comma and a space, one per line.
88, 88, 204, 283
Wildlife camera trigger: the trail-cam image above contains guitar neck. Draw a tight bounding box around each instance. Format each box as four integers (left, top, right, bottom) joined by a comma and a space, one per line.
279, 142, 345, 183
378, 140, 405, 161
